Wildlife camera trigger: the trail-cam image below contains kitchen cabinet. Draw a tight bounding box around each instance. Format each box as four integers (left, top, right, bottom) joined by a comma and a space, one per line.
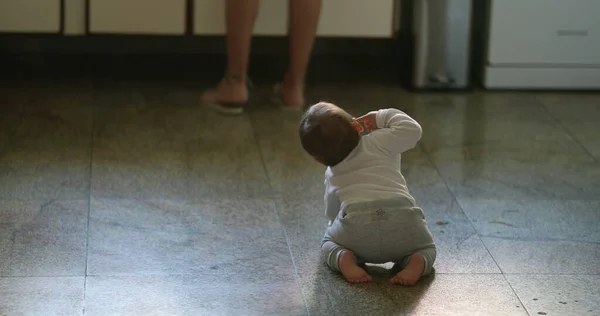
64, 0, 86, 35
488, 0, 600, 65
318, 0, 394, 37
88, 0, 187, 35
193, 0, 287, 35
0, 0, 61, 33
483, 0, 600, 89
193, 0, 394, 37
1, 0, 394, 37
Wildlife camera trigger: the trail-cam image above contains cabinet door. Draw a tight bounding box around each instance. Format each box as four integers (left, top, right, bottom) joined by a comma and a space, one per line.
192, 0, 223, 35
0, 0, 61, 33
488, 0, 600, 64
88, 0, 186, 35
318, 0, 394, 37
194, 0, 394, 37
193, 0, 287, 35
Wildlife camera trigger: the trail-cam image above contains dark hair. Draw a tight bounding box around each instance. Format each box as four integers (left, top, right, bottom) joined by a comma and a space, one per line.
299, 102, 360, 167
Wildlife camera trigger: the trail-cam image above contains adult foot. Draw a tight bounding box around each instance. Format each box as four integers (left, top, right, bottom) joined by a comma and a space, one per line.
273, 74, 305, 109
282, 83, 305, 108
201, 77, 249, 114
390, 254, 425, 286
339, 250, 372, 283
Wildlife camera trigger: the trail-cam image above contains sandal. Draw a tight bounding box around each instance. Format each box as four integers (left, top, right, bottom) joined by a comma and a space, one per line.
271, 83, 305, 111
202, 72, 253, 115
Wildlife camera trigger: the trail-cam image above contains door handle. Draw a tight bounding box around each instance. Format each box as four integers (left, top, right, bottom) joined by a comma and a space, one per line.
556, 29, 588, 37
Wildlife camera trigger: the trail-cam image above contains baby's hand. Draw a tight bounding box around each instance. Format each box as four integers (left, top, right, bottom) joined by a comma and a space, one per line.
353, 113, 377, 136
352, 120, 367, 136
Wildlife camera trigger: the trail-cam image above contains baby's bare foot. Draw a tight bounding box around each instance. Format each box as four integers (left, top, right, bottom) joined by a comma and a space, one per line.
390, 254, 425, 286
339, 251, 372, 283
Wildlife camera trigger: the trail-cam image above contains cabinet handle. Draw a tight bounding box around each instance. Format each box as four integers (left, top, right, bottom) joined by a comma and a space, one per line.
556, 30, 588, 37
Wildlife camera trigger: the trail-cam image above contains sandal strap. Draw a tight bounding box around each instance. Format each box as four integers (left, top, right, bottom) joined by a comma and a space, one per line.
225, 71, 254, 90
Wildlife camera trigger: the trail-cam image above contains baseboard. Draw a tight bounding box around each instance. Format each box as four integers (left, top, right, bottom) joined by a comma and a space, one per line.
0, 35, 394, 56
484, 66, 600, 90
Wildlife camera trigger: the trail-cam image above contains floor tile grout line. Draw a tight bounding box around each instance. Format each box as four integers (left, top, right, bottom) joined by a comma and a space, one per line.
422, 152, 505, 276
247, 112, 311, 316
535, 96, 599, 163
502, 273, 531, 316
424, 141, 550, 315
476, 235, 600, 246
425, 166, 532, 311
82, 82, 96, 315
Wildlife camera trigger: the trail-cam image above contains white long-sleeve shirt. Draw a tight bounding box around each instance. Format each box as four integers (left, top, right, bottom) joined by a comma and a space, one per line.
324, 108, 422, 222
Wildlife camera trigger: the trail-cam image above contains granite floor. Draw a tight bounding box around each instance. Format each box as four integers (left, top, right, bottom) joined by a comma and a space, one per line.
0, 73, 599, 316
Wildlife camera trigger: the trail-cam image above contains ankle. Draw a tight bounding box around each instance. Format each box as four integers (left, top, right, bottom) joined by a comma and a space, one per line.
224, 71, 247, 86
338, 250, 355, 265
406, 254, 425, 272
409, 253, 424, 263
283, 72, 305, 90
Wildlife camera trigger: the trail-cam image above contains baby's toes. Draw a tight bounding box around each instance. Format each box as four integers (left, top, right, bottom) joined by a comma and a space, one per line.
349, 277, 363, 283
406, 278, 418, 286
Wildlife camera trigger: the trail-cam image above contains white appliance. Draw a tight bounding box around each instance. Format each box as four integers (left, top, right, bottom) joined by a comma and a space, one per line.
481, 0, 600, 90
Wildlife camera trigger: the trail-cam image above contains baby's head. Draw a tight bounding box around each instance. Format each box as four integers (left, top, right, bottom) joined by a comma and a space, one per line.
299, 102, 360, 167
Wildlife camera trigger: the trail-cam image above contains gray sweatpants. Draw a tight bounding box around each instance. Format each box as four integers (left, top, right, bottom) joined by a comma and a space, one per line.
322, 197, 436, 275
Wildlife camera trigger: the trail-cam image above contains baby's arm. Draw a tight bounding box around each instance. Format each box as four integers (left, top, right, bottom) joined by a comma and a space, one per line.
358, 109, 422, 156
324, 177, 341, 223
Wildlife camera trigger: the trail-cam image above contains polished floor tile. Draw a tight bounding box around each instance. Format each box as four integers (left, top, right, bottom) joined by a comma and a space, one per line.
86, 197, 293, 277
85, 274, 305, 316
0, 84, 93, 200
540, 94, 600, 160
418, 198, 501, 274
0, 199, 88, 277
430, 146, 600, 201
458, 199, 600, 242
417, 92, 600, 202
539, 94, 600, 122
506, 274, 600, 316
558, 121, 600, 160
0, 277, 84, 316
92, 97, 270, 200
481, 237, 600, 274
300, 266, 410, 316
1, 75, 599, 315
410, 93, 583, 153
381, 274, 528, 316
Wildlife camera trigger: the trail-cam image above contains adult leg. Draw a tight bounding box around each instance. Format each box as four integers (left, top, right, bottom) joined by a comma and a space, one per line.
277, 0, 322, 108
201, 0, 259, 114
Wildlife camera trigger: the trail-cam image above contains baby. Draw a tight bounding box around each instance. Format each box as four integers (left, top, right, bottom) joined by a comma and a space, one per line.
299, 102, 436, 285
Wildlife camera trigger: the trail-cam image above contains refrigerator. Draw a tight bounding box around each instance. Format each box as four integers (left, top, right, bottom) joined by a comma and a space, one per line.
396, 0, 474, 90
